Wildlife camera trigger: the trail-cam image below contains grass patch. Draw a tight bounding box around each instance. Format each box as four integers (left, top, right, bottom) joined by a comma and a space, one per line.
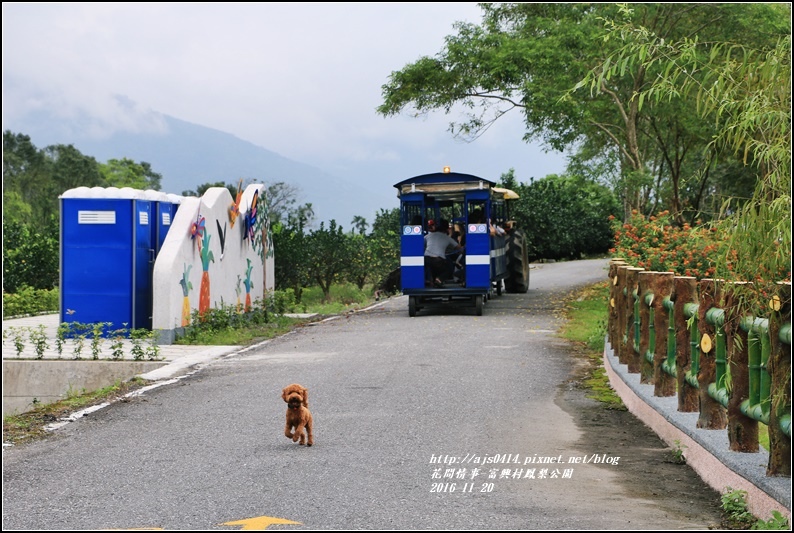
3, 377, 150, 446
300, 284, 374, 314
174, 314, 304, 345
559, 281, 626, 410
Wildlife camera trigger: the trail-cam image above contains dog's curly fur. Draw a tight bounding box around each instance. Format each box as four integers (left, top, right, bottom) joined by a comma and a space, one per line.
282, 383, 313, 446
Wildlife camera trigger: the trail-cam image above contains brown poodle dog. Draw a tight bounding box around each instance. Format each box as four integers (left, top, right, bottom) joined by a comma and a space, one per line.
282, 383, 314, 446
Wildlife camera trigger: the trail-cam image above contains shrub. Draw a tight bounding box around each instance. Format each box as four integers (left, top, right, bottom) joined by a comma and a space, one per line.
3, 219, 59, 293
610, 211, 727, 279
3, 287, 59, 319
509, 174, 620, 261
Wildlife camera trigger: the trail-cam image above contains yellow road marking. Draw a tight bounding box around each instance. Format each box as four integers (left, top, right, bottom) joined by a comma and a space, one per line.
223, 516, 302, 530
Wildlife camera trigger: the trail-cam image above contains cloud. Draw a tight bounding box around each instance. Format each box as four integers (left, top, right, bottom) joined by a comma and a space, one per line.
2, 3, 567, 186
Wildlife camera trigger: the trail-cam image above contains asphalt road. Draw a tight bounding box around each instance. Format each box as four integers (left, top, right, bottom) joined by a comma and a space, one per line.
2, 258, 720, 530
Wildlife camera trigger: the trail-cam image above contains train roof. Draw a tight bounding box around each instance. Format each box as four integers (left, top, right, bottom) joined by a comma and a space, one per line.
394, 172, 495, 196
394, 172, 519, 200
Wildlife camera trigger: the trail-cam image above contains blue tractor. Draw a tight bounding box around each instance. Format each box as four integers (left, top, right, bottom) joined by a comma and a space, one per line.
395, 169, 529, 316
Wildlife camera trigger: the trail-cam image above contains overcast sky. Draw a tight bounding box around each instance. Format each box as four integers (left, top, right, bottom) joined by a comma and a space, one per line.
3, 3, 568, 196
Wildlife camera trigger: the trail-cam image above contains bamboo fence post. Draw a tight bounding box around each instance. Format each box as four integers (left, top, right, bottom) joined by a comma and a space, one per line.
697, 279, 728, 429
616, 264, 632, 365
767, 281, 791, 476
626, 267, 645, 374
652, 271, 675, 397
608, 259, 627, 354
638, 271, 654, 384
724, 282, 759, 452
674, 276, 699, 412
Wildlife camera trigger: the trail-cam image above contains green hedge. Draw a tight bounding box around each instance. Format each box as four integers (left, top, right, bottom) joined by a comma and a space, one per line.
3, 287, 59, 319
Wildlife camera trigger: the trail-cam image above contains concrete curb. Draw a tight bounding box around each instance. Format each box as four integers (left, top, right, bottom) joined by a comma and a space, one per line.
603, 340, 791, 522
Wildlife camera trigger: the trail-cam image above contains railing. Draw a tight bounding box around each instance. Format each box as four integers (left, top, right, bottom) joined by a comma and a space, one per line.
608, 259, 791, 477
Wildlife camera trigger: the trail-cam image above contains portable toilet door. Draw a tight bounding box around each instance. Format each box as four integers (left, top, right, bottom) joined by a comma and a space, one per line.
59, 187, 155, 332
144, 189, 172, 255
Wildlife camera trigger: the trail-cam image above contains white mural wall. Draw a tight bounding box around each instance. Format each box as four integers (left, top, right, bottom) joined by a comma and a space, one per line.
152, 185, 275, 341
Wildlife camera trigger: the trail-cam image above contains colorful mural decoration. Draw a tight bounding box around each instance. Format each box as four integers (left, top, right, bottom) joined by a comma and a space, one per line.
216, 220, 227, 260
243, 258, 254, 312
246, 191, 258, 242
229, 179, 243, 228
191, 212, 206, 251
236, 275, 243, 312
199, 229, 215, 318
152, 185, 274, 341
179, 264, 194, 326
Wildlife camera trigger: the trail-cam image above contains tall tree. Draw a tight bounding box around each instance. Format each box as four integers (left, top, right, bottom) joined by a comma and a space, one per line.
99, 157, 162, 190
305, 220, 349, 302
593, 13, 790, 288
378, 3, 787, 220
350, 215, 368, 235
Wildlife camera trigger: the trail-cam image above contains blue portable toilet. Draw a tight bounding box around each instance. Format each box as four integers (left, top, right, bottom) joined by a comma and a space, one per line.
144, 189, 172, 255
60, 186, 155, 332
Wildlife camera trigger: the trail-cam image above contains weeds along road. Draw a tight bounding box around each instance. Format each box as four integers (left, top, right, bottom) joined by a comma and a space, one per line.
2, 258, 724, 530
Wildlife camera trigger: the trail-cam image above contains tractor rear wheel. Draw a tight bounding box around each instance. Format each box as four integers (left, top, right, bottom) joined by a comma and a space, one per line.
505, 229, 530, 293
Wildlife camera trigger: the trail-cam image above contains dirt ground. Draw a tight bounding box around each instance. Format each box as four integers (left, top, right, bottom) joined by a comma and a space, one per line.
559, 347, 729, 529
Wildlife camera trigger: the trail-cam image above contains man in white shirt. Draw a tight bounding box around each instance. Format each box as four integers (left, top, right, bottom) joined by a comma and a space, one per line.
424, 219, 463, 286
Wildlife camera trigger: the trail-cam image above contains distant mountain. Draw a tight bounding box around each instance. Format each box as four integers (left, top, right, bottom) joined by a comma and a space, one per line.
6, 109, 388, 227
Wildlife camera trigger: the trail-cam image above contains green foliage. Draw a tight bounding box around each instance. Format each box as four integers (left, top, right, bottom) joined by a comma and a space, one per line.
585, 9, 791, 311
272, 223, 310, 300
669, 440, 687, 465
505, 173, 620, 261
9, 327, 26, 357
752, 511, 790, 530
28, 325, 49, 360
182, 181, 236, 197
721, 488, 757, 529
717, 487, 790, 529
90, 323, 109, 360
177, 298, 301, 346
306, 220, 350, 302
2, 287, 59, 318
2, 131, 169, 298
379, 4, 787, 221
300, 283, 372, 314
99, 158, 162, 190
266, 289, 306, 315
346, 233, 373, 290
3, 219, 59, 293
368, 208, 401, 289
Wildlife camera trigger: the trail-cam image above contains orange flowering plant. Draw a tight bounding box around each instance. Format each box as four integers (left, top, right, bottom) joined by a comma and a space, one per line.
609, 211, 728, 280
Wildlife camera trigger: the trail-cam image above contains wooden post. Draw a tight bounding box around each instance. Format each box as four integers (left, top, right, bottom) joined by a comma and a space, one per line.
625, 268, 645, 373
652, 271, 675, 397
767, 282, 791, 476
616, 264, 632, 365
608, 259, 627, 354
724, 282, 759, 452
697, 279, 727, 429
638, 271, 654, 384
674, 276, 699, 412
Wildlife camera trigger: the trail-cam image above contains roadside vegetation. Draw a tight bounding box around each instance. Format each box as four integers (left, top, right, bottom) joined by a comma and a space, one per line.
3, 377, 150, 446
558, 280, 625, 410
